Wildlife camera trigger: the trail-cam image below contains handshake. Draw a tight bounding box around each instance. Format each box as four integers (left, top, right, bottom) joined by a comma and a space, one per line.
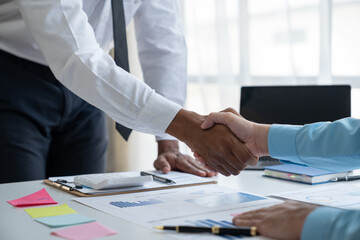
166, 107, 271, 176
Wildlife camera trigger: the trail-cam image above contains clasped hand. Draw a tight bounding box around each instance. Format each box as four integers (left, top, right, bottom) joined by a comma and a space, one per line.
166, 108, 261, 176
192, 108, 270, 175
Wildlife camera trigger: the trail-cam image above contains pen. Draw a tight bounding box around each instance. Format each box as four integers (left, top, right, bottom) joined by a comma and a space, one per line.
55, 179, 83, 190
154, 225, 258, 236
330, 175, 360, 182
140, 171, 176, 184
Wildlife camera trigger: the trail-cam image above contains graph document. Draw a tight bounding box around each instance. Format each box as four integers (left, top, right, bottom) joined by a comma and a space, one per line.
270, 182, 360, 209
74, 185, 281, 239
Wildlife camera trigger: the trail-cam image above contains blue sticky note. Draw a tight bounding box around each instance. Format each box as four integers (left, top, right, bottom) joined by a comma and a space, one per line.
34, 213, 95, 228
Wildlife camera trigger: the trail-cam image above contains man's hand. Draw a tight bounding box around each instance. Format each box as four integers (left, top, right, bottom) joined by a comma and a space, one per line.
233, 200, 318, 240
153, 140, 216, 177
201, 108, 271, 158
166, 109, 258, 176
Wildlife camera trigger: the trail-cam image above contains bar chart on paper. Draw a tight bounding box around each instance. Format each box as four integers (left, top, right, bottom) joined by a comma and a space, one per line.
109, 198, 163, 208
75, 185, 281, 239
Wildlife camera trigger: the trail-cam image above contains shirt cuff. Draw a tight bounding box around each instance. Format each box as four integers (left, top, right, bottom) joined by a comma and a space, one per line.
268, 124, 303, 164
301, 207, 344, 240
156, 134, 178, 141
136, 91, 182, 136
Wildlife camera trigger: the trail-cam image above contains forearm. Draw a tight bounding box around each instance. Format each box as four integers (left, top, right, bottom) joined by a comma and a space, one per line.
157, 140, 179, 155
166, 109, 204, 145
268, 118, 360, 172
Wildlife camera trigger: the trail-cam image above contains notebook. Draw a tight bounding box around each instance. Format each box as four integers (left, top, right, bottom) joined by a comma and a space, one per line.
263, 164, 350, 185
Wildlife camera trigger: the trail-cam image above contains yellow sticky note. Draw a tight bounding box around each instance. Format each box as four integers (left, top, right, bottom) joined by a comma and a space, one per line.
25, 203, 76, 218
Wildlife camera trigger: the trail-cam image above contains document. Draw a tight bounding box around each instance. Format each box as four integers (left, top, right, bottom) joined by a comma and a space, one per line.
269, 182, 360, 209
74, 185, 281, 239
47, 170, 216, 196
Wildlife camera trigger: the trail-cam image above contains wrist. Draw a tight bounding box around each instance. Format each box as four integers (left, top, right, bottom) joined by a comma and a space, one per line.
253, 123, 271, 157
157, 140, 179, 155
166, 109, 204, 146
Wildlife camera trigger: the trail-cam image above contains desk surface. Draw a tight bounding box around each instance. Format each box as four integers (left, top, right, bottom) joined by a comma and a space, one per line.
0, 171, 320, 240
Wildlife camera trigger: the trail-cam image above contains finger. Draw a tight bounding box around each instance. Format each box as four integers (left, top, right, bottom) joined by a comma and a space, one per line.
153, 156, 171, 173
214, 164, 231, 176
176, 156, 207, 177
233, 218, 260, 227
217, 149, 246, 175
202, 156, 230, 176
194, 143, 236, 176
202, 151, 241, 176
231, 144, 258, 168
235, 210, 267, 221
221, 158, 242, 175
186, 157, 217, 177
186, 156, 210, 172
193, 156, 218, 176
193, 155, 217, 173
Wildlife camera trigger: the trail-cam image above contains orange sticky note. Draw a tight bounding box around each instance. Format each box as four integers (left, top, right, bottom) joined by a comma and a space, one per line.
7, 188, 57, 207
51, 221, 117, 240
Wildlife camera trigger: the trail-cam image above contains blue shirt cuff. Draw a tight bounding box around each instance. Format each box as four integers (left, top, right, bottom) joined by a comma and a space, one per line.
268, 124, 302, 164
301, 207, 344, 240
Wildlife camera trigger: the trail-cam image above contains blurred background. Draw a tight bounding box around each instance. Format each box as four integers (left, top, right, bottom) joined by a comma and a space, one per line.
106, 0, 360, 173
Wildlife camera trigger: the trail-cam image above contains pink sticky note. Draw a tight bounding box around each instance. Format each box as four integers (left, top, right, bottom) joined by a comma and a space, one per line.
7, 188, 57, 207
51, 221, 117, 240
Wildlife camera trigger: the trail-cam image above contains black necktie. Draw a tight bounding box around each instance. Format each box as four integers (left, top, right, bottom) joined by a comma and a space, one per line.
112, 0, 132, 141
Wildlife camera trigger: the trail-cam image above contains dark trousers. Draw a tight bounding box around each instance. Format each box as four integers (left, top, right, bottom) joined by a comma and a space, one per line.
0, 50, 108, 183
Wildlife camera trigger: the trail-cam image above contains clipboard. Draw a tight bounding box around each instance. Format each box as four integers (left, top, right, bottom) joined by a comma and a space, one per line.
44, 170, 217, 197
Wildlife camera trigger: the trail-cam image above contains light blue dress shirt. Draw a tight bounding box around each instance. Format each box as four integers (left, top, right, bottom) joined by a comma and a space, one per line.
268, 117, 360, 240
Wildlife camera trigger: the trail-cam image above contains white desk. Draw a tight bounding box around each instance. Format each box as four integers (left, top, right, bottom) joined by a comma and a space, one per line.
0, 171, 319, 240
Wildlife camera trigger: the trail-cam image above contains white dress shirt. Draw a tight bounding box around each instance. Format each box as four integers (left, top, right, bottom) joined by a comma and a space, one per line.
0, 0, 187, 140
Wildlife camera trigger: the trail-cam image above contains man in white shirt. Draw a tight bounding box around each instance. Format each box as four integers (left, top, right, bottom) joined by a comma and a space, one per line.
0, 0, 255, 183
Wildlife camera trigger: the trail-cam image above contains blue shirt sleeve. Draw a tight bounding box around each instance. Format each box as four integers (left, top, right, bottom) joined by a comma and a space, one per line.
301, 207, 360, 240
268, 117, 360, 239
268, 117, 360, 172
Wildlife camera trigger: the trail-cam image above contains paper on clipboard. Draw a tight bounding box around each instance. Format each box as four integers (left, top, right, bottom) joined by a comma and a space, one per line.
44, 170, 217, 197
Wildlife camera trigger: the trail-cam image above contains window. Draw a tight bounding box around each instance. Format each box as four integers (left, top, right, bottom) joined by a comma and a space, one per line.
332, 0, 360, 76
182, 0, 360, 116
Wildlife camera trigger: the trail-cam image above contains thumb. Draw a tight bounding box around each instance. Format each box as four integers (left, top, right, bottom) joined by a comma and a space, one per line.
154, 156, 171, 173
201, 112, 227, 129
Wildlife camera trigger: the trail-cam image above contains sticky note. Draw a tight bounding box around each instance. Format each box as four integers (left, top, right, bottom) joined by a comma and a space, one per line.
25, 203, 76, 218
7, 188, 57, 207
51, 221, 117, 240
34, 213, 95, 228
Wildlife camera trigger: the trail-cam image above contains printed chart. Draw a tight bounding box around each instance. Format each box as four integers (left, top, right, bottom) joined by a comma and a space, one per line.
75, 185, 280, 240
109, 198, 163, 208
271, 182, 360, 209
